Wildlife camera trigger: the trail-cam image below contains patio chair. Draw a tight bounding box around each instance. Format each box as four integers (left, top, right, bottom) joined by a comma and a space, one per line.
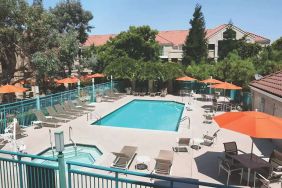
63, 101, 84, 113
153, 150, 174, 175
203, 129, 220, 146
14, 121, 27, 138
2, 118, 27, 139
0, 121, 14, 144
111, 146, 137, 170
33, 110, 62, 128
105, 90, 122, 99
112, 88, 125, 97
0, 133, 12, 145
125, 87, 131, 95
46, 106, 76, 120
149, 92, 156, 97
201, 94, 207, 101
133, 91, 139, 96
76, 99, 95, 110
139, 92, 146, 96
218, 156, 244, 185
203, 113, 213, 124
223, 142, 248, 163
173, 138, 190, 152
66, 100, 92, 113
54, 104, 80, 117
160, 88, 167, 97
269, 149, 282, 170
254, 150, 282, 188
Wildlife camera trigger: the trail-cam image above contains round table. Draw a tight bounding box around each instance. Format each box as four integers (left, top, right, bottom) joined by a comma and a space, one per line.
191, 138, 204, 150
135, 156, 150, 170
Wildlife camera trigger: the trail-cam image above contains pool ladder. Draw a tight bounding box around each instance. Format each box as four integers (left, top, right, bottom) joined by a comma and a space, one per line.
180, 116, 190, 129
87, 111, 101, 121
69, 126, 77, 156
49, 129, 55, 158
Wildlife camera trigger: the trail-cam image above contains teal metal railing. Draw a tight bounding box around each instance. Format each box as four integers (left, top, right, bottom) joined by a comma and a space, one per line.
0, 149, 239, 188
67, 161, 237, 188
0, 81, 119, 133
0, 150, 61, 188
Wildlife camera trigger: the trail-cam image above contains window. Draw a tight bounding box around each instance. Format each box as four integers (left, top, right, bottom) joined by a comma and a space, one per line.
159, 46, 164, 56
208, 44, 215, 50
172, 46, 178, 50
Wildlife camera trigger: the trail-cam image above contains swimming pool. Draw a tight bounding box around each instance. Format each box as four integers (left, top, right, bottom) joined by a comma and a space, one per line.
93, 100, 184, 131
35, 144, 102, 166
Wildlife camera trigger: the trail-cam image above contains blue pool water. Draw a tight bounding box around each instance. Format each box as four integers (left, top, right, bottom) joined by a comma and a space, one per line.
35, 144, 102, 166
93, 100, 184, 131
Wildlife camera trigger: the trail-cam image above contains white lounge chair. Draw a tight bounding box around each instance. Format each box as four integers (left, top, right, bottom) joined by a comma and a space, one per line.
111, 146, 137, 170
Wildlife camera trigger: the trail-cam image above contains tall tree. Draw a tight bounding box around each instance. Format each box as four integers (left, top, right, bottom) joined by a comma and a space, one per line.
0, 0, 28, 83
182, 4, 207, 65
57, 31, 80, 76
51, 0, 93, 43
111, 26, 160, 61
218, 22, 237, 60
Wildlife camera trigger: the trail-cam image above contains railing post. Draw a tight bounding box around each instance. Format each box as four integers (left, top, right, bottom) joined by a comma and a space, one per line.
3, 106, 6, 130
50, 95, 53, 106
91, 78, 95, 102
36, 95, 40, 110
77, 80, 81, 98
115, 172, 119, 188
67, 163, 72, 188
17, 156, 24, 188
110, 76, 113, 91
170, 180, 174, 188
58, 151, 67, 188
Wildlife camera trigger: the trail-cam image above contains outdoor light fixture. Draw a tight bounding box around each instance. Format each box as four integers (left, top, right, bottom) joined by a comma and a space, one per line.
54, 131, 64, 153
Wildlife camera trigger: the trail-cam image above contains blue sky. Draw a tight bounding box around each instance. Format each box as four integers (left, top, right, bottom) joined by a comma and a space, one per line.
31, 0, 281, 42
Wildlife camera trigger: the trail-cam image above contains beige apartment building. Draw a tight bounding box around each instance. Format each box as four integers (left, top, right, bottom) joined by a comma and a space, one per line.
84, 24, 270, 61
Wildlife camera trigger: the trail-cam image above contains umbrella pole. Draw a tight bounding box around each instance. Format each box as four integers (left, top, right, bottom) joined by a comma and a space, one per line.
250, 140, 254, 160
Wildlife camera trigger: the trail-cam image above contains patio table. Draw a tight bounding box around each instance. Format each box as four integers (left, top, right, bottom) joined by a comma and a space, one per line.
135, 155, 150, 170
232, 153, 271, 186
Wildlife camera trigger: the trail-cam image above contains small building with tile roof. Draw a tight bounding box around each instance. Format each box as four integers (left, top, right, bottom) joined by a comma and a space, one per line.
250, 70, 282, 149
249, 70, 282, 118
83, 24, 270, 62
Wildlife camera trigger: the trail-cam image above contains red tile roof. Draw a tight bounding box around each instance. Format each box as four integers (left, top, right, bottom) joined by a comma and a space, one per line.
250, 71, 282, 97
246, 32, 270, 43
83, 24, 270, 47
83, 34, 115, 46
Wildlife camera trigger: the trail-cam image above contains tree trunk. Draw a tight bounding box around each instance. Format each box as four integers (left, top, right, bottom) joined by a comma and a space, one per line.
131, 80, 136, 91
148, 80, 154, 92
167, 80, 173, 94
0, 48, 17, 84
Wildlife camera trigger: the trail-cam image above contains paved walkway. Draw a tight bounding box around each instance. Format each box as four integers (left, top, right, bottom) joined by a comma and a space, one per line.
1, 94, 278, 187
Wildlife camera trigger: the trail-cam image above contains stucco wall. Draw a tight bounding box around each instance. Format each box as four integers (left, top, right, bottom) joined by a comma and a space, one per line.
162, 46, 182, 60
251, 88, 282, 150
252, 90, 282, 118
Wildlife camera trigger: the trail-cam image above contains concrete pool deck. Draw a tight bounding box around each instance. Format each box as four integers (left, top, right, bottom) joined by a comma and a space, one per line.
1, 94, 279, 187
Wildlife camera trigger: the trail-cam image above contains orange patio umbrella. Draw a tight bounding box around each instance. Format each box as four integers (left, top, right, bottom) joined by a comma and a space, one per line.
200, 78, 223, 84
210, 82, 242, 90
85, 73, 105, 79
210, 82, 242, 101
200, 77, 223, 94
214, 111, 282, 157
0, 84, 28, 93
56, 77, 79, 84
175, 76, 197, 81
